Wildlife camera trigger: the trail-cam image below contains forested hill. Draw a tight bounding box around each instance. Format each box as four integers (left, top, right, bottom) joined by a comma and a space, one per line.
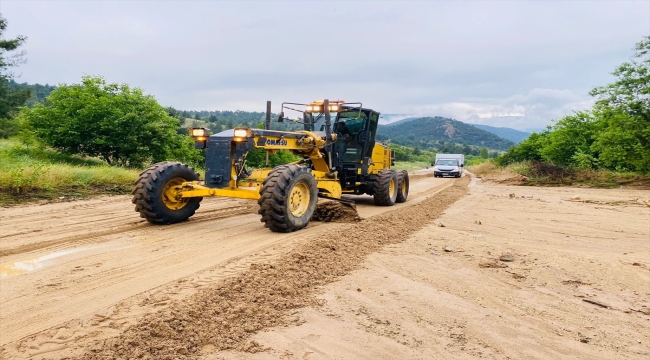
12, 80, 515, 151
8, 81, 56, 107
471, 124, 531, 143
377, 117, 515, 151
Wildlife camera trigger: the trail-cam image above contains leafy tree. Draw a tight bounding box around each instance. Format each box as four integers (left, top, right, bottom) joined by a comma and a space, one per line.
495, 131, 548, 166
591, 107, 649, 172
387, 143, 413, 161
8, 81, 56, 107
21, 76, 201, 167
479, 147, 489, 159
590, 36, 649, 120
589, 36, 650, 173
496, 36, 650, 173
0, 15, 31, 138
245, 149, 300, 168
540, 111, 598, 167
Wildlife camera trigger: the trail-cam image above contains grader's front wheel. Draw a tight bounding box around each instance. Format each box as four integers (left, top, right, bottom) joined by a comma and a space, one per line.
132, 162, 202, 224
258, 164, 318, 232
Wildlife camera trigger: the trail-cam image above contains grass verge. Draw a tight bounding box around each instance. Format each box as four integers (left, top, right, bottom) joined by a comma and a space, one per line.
0, 139, 140, 205
467, 161, 498, 177
394, 161, 430, 172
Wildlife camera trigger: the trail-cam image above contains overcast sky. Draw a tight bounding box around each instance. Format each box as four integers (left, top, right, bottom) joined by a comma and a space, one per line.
2, 0, 649, 130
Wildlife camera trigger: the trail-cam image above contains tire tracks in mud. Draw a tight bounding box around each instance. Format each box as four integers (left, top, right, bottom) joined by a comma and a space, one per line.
0, 204, 257, 257
79, 176, 470, 359
0, 174, 450, 359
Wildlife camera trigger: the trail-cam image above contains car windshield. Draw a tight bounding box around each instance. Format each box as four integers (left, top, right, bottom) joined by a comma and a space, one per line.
436, 160, 458, 166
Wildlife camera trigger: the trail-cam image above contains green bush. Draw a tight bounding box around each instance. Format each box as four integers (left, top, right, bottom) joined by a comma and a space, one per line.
19, 76, 201, 168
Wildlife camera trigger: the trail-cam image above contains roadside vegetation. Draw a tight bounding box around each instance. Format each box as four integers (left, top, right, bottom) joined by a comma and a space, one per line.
472, 36, 650, 188
469, 160, 650, 188
1, 13, 647, 204
0, 139, 140, 204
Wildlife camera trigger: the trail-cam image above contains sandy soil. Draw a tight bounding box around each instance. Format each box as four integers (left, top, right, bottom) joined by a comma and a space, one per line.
214, 178, 650, 360
0, 170, 451, 359
1, 172, 648, 359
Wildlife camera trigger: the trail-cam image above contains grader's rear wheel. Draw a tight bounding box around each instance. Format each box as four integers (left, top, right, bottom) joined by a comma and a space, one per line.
373, 169, 398, 206
132, 162, 202, 224
396, 170, 409, 203
258, 164, 318, 232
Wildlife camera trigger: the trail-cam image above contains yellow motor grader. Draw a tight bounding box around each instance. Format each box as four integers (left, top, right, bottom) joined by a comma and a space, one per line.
132, 99, 409, 232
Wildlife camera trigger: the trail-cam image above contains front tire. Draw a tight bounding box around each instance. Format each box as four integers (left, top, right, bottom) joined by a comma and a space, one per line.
373, 169, 398, 206
258, 164, 318, 232
132, 162, 202, 224
396, 170, 409, 203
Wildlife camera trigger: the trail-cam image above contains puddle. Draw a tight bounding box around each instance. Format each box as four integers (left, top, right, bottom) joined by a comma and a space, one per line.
0, 247, 89, 277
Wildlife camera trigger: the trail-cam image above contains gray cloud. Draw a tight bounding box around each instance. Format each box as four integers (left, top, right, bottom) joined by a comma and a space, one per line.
2, 0, 648, 129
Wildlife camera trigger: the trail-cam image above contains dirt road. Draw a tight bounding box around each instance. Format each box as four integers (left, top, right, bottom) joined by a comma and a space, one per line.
0, 171, 453, 359
2, 173, 648, 359
215, 178, 650, 359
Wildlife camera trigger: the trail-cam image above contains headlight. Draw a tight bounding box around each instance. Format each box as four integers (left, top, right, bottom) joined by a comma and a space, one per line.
305, 105, 313, 111
454, 167, 460, 171
329, 105, 339, 112
433, 166, 438, 171
190, 128, 209, 137
312, 105, 321, 112
233, 129, 249, 137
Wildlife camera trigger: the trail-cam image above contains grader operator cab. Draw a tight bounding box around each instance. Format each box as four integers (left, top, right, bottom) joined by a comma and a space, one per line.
132, 99, 409, 232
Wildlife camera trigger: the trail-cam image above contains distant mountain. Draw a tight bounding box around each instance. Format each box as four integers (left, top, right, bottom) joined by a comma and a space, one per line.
384, 117, 418, 126
471, 124, 531, 143
377, 117, 515, 151
379, 114, 414, 125
524, 127, 546, 133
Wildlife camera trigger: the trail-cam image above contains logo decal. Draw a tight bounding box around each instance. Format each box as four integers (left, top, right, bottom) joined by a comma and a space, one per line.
266, 139, 288, 146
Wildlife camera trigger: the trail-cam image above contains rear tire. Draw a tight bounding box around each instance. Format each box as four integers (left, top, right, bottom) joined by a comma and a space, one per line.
132, 162, 202, 224
258, 164, 318, 232
396, 170, 409, 203
373, 169, 398, 206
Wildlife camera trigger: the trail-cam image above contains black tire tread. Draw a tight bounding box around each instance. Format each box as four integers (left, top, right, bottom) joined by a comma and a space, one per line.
373, 169, 398, 206
257, 164, 318, 233
396, 170, 409, 203
132, 162, 202, 225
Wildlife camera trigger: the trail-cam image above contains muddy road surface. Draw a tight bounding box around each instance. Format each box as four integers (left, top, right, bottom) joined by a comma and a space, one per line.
0, 171, 452, 358
5, 172, 644, 359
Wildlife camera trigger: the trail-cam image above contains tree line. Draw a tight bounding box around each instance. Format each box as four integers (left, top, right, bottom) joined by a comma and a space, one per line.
497, 36, 649, 174
2, 13, 647, 174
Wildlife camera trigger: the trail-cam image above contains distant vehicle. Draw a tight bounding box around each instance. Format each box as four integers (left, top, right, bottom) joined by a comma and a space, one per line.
431, 154, 464, 178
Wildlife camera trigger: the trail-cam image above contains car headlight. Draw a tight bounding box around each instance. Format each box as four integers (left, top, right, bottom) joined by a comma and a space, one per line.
454, 166, 460, 171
